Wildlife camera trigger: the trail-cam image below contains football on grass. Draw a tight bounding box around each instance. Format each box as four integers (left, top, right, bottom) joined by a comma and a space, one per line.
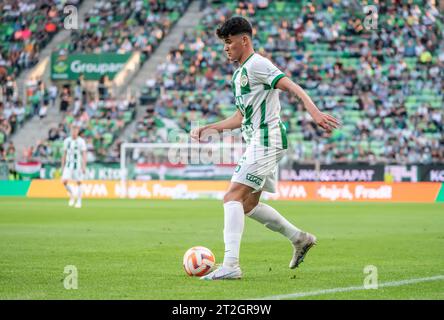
183, 246, 215, 276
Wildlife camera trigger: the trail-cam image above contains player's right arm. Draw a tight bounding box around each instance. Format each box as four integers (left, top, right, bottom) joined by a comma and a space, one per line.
61, 139, 68, 171
275, 77, 341, 133
61, 150, 66, 171
191, 110, 243, 141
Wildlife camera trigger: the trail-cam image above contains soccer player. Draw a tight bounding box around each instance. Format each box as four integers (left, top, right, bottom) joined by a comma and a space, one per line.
61, 124, 87, 208
191, 17, 341, 280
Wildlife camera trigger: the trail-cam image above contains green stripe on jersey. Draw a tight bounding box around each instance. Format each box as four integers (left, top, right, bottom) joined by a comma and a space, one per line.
279, 121, 288, 149
73, 141, 78, 169
260, 100, 269, 147
244, 105, 253, 125
262, 125, 269, 147
271, 73, 286, 89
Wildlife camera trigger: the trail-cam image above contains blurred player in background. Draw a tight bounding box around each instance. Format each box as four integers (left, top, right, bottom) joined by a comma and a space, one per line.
61, 124, 87, 208
192, 17, 341, 280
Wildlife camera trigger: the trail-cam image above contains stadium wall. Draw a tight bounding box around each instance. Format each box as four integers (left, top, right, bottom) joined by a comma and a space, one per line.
30, 163, 444, 182
1, 180, 443, 203
0, 181, 31, 196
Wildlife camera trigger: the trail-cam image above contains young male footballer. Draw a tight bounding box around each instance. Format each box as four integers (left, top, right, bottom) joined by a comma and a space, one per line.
191, 17, 340, 280
61, 124, 87, 208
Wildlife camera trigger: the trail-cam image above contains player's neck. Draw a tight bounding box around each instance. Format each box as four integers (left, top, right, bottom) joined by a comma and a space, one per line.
238, 50, 255, 66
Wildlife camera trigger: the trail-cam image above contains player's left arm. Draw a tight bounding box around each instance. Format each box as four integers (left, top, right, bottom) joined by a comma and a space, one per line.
82, 150, 87, 174
275, 77, 341, 133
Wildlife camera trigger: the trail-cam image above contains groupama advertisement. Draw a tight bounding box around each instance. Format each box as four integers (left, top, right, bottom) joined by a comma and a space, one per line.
51, 53, 131, 80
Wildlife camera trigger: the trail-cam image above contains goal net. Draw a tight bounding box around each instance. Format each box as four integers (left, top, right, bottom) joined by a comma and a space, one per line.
120, 142, 246, 183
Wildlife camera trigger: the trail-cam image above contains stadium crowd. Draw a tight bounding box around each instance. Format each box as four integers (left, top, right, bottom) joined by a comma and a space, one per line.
28, 0, 192, 163
1, 0, 192, 163
1, 0, 443, 166
55, 0, 191, 62
0, 0, 82, 84
0, 0, 83, 162
136, 0, 444, 164
28, 87, 138, 163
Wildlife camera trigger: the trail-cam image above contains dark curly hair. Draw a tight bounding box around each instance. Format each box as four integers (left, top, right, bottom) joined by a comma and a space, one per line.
216, 16, 253, 39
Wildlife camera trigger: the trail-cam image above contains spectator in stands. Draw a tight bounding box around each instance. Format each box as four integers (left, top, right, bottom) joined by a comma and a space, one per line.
5, 142, 16, 161
4, 76, 17, 100
49, 84, 58, 108
0, 144, 4, 161
48, 127, 59, 141
59, 87, 71, 114
32, 140, 49, 159
30, 87, 41, 117
8, 114, 18, 134
0, 117, 12, 136
98, 75, 110, 100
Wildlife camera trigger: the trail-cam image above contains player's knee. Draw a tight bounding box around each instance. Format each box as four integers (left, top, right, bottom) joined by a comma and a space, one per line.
243, 199, 259, 214
223, 191, 247, 204
223, 192, 239, 204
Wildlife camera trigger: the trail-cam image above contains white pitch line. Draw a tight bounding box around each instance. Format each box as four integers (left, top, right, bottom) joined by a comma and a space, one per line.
255, 275, 444, 300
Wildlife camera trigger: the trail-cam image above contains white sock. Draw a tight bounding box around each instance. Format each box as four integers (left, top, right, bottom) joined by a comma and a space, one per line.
246, 203, 302, 243
223, 201, 245, 268
64, 184, 73, 197
77, 185, 82, 202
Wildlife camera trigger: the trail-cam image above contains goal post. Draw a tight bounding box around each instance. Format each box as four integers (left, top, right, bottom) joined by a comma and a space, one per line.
119, 142, 246, 193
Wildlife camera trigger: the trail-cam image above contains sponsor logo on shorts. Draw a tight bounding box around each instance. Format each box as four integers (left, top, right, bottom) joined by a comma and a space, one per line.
246, 173, 263, 186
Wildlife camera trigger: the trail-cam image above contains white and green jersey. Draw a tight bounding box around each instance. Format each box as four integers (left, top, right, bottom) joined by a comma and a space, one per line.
63, 137, 86, 170
232, 53, 288, 149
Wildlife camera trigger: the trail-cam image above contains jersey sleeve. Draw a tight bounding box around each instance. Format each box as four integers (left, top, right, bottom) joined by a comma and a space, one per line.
251, 58, 286, 89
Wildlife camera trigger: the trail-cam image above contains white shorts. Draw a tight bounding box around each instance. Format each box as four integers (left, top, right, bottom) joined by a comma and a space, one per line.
62, 168, 84, 182
231, 144, 286, 193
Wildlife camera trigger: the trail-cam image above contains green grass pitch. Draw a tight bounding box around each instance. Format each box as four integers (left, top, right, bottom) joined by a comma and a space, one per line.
0, 198, 443, 300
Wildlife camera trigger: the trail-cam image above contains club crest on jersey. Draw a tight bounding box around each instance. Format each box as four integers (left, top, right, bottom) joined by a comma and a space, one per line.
240, 74, 249, 87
